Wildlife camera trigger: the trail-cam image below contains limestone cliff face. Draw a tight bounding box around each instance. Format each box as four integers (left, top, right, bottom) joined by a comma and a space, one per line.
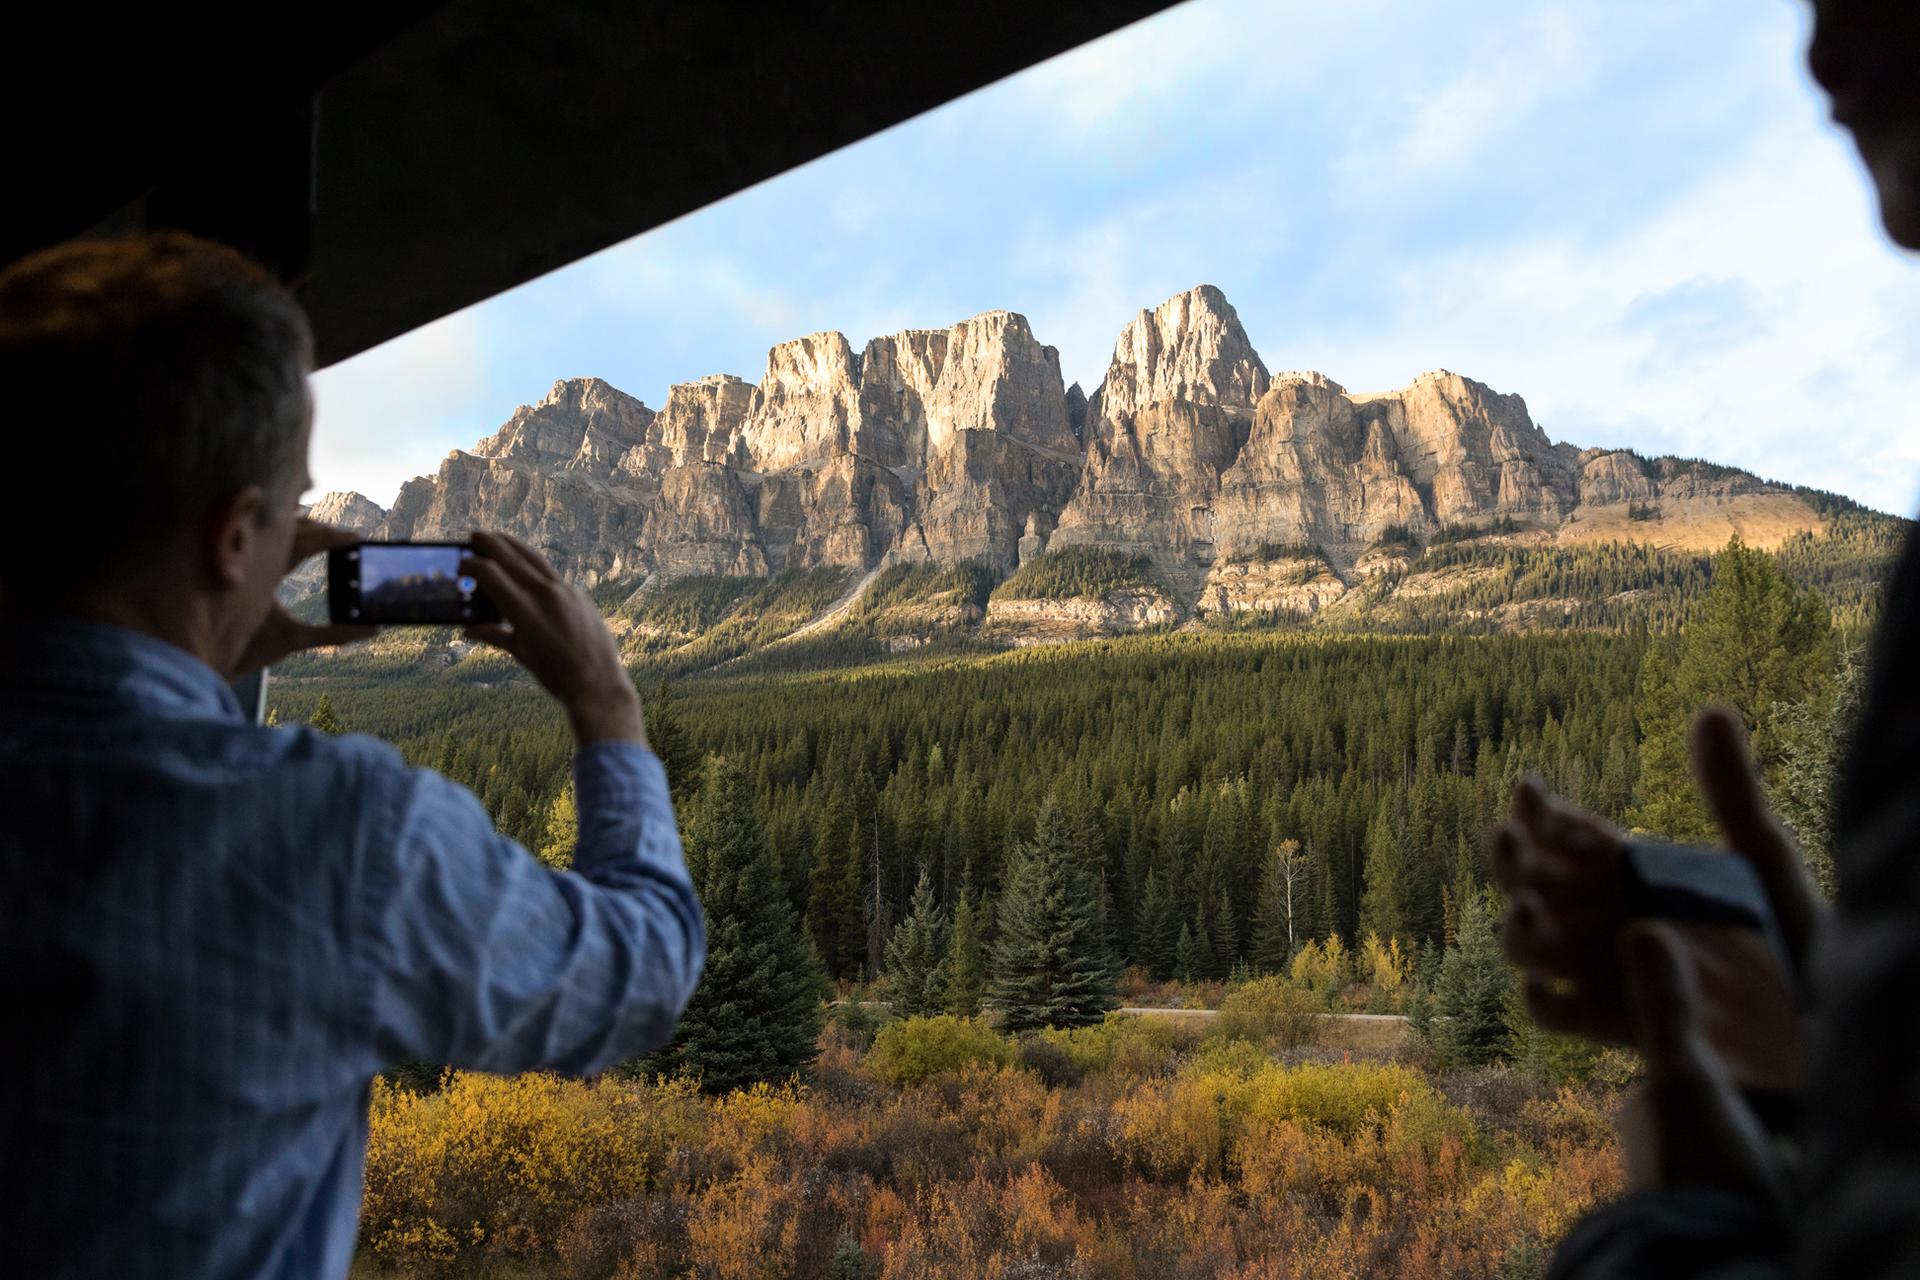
330, 285, 1829, 604
906, 310, 1080, 569
633, 374, 753, 471
1094, 284, 1270, 422
1054, 285, 1271, 567
476, 377, 656, 476
923, 311, 1076, 456
736, 333, 863, 473
857, 329, 948, 468
305, 490, 387, 532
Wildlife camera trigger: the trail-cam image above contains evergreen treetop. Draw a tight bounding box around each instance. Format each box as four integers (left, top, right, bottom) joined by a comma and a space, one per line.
646, 756, 826, 1092
883, 867, 950, 1019
1432, 887, 1514, 1069
945, 885, 988, 1018
989, 796, 1118, 1034
308, 693, 342, 734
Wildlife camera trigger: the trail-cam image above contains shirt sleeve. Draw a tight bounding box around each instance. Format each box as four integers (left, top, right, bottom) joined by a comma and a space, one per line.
363, 742, 706, 1076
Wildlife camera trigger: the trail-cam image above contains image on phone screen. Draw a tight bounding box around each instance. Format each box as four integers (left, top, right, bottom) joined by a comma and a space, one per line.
329, 542, 501, 625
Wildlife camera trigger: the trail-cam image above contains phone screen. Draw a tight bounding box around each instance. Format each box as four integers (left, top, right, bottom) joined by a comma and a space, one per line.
328, 542, 501, 625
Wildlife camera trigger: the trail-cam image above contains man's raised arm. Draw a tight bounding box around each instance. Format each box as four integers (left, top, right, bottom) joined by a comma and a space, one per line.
362, 529, 704, 1074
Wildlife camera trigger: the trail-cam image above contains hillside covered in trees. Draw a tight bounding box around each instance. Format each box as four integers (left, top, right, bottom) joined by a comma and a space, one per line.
275, 536, 1861, 996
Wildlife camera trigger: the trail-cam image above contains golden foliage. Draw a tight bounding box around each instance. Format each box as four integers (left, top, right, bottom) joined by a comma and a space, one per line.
1289, 933, 1351, 997
355, 1015, 1625, 1279
1213, 975, 1322, 1049
1359, 931, 1409, 996
864, 1014, 1013, 1087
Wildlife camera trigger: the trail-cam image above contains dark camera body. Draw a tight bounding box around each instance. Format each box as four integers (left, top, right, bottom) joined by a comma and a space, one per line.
1623, 838, 1805, 1124
327, 541, 501, 625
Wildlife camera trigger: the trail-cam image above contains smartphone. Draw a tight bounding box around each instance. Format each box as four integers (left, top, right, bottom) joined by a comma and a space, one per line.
1622, 839, 1805, 1126
327, 541, 501, 625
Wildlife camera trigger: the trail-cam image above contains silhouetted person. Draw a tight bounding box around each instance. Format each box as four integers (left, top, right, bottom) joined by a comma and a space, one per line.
1494, 3, 1920, 1275
0, 233, 705, 1279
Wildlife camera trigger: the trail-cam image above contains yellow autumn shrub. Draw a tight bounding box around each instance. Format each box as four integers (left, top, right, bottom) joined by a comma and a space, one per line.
1213, 975, 1320, 1048
1359, 931, 1408, 998
1115, 1059, 1471, 1186
361, 1071, 661, 1268
1035, 1011, 1194, 1078
866, 1015, 1013, 1087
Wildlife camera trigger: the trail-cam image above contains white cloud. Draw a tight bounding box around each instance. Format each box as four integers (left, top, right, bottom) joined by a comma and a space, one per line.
1366, 10, 1588, 182
1318, 111, 1920, 514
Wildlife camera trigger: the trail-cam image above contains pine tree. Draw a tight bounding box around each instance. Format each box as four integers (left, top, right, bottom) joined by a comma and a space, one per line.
883, 867, 950, 1018
945, 885, 988, 1017
644, 679, 701, 807
308, 693, 342, 734
1174, 916, 1212, 984
1432, 887, 1513, 1068
806, 788, 865, 981
1135, 868, 1181, 980
1631, 536, 1837, 839
535, 779, 578, 870
1205, 881, 1238, 978
1358, 796, 1408, 945
989, 797, 1118, 1033
1628, 637, 1712, 840
1767, 649, 1861, 896
646, 757, 826, 1092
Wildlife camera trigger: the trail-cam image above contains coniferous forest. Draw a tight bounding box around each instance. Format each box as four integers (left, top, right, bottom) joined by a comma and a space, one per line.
280, 530, 1892, 1279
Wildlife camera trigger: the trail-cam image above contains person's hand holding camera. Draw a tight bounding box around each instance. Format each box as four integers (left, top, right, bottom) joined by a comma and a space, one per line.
459, 530, 646, 747
1492, 707, 1822, 1045
1493, 707, 1825, 1204
230, 518, 379, 679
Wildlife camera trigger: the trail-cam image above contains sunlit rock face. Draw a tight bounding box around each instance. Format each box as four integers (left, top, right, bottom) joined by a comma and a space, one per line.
1053, 285, 1271, 568
336, 284, 1823, 595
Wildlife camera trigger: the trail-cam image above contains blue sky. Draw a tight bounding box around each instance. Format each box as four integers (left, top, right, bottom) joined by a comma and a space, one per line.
311, 0, 1920, 516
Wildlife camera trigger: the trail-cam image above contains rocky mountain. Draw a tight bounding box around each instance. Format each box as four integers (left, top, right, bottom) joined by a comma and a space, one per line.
300, 285, 1869, 653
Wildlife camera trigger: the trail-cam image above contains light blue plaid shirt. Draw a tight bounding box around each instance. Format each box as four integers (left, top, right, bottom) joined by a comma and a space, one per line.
0, 621, 705, 1279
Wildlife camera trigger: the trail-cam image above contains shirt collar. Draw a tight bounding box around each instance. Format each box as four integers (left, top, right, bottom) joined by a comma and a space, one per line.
3, 619, 246, 722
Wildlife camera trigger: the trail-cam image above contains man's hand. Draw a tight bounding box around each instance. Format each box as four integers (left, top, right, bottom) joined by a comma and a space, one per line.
1493, 706, 1824, 1045
1617, 921, 1784, 1206
230, 518, 378, 679
459, 530, 646, 746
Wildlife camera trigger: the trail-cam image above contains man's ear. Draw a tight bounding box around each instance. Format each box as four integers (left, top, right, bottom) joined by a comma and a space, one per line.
205, 486, 266, 590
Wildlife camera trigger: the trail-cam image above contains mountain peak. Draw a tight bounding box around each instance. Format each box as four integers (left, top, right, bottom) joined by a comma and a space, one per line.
304, 490, 387, 528
1098, 285, 1270, 424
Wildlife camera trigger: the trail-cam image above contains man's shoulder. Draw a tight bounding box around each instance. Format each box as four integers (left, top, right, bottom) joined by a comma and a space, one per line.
239, 723, 421, 800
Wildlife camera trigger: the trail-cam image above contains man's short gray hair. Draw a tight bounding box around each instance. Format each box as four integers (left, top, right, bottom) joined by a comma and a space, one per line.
0, 231, 313, 601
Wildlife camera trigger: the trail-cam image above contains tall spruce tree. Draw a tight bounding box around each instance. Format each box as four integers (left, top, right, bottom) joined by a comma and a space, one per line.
1174, 916, 1212, 983
989, 797, 1118, 1033
883, 867, 950, 1018
1631, 536, 1837, 839
1135, 867, 1181, 980
647, 757, 825, 1092
945, 884, 988, 1017
644, 679, 701, 807
1766, 649, 1861, 896
806, 788, 864, 980
1432, 887, 1513, 1068
1358, 795, 1409, 945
